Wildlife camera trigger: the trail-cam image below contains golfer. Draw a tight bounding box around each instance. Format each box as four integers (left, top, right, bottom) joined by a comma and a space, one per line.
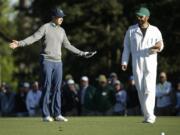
10, 8, 95, 122
121, 7, 164, 123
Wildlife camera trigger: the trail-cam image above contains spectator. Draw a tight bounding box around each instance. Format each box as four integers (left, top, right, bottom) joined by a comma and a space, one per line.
108, 72, 118, 86
156, 72, 172, 116
113, 80, 127, 116
175, 82, 180, 116
78, 76, 96, 115
94, 74, 116, 115
0, 83, 15, 116
126, 76, 141, 116
62, 74, 73, 87
15, 82, 30, 116
26, 81, 42, 116
62, 74, 79, 93
62, 79, 79, 116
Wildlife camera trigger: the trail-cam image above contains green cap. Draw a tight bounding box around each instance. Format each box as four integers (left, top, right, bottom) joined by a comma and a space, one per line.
136, 7, 150, 17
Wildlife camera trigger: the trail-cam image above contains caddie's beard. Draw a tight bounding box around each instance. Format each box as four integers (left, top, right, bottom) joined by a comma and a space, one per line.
138, 20, 145, 26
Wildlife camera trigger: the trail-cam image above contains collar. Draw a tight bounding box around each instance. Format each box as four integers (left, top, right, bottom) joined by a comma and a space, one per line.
160, 81, 168, 86
50, 22, 59, 27
135, 23, 151, 36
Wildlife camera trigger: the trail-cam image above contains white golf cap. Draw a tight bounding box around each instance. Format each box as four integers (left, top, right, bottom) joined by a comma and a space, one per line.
114, 80, 121, 85
67, 79, 75, 84
23, 82, 30, 88
81, 76, 89, 81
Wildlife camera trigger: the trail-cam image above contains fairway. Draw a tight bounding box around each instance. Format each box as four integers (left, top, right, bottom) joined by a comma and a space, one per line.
0, 116, 179, 135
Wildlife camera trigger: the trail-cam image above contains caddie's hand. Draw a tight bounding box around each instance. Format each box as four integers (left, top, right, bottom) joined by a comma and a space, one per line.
149, 41, 162, 54
121, 64, 127, 71
151, 41, 162, 50
9, 40, 19, 49
149, 48, 159, 54
83, 51, 97, 58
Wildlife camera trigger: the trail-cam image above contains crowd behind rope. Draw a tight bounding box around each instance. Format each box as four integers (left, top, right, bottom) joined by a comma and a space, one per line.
0, 71, 180, 117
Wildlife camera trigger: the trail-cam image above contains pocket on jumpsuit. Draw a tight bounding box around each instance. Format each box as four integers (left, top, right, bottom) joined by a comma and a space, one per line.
144, 55, 157, 94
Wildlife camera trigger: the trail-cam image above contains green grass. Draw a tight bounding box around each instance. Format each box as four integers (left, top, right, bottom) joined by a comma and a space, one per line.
0, 116, 179, 135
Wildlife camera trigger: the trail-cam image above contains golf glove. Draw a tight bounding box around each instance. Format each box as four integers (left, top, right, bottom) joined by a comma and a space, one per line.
81, 51, 97, 58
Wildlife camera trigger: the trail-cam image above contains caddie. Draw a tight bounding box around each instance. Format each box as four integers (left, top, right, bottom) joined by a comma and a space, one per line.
121, 7, 164, 123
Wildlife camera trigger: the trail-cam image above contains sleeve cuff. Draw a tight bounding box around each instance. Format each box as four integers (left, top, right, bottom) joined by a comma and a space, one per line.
18, 41, 26, 47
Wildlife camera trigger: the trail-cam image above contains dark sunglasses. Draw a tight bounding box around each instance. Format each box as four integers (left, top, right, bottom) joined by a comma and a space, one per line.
136, 15, 144, 19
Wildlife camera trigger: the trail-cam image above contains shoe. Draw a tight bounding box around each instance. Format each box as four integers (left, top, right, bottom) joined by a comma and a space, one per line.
142, 118, 156, 124
146, 118, 156, 124
55, 115, 68, 122
43, 116, 54, 122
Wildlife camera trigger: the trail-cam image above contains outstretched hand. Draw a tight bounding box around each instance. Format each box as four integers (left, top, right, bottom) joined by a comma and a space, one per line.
9, 40, 19, 49
83, 51, 97, 58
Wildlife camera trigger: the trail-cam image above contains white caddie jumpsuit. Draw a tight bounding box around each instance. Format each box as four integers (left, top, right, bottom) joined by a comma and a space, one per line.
121, 24, 164, 121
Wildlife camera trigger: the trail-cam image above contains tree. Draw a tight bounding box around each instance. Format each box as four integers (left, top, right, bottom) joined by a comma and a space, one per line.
12, 0, 180, 84
122, 0, 180, 82
30, 0, 128, 80
0, 0, 17, 86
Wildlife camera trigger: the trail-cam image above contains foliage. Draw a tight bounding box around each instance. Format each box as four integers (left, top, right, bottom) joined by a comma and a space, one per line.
122, 0, 180, 81
2, 0, 179, 84
0, 0, 17, 86
31, 0, 129, 79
